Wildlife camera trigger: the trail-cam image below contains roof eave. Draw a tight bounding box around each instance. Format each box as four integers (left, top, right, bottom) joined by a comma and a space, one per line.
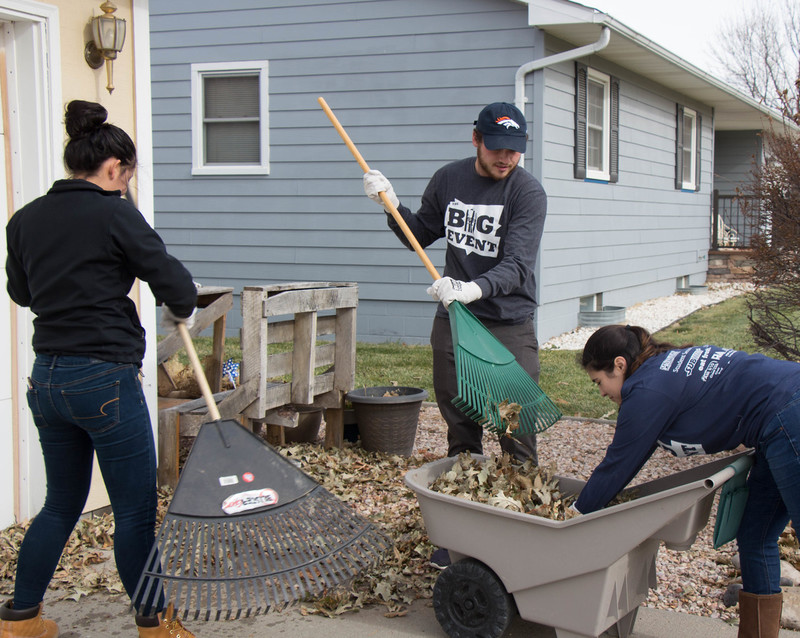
521, 0, 793, 131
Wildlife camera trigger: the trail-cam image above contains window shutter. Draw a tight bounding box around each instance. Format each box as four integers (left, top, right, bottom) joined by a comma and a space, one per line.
675, 104, 684, 190
694, 113, 702, 191
574, 63, 587, 179
609, 76, 620, 183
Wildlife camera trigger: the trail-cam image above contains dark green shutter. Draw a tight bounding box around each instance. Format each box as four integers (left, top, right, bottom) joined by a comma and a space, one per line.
675, 104, 684, 190
609, 76, 620, 183
574, 63, 587, 179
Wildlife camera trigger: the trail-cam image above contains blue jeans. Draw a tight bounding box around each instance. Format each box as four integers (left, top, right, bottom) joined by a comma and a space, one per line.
737, 389, 800, 594
14, 355, 159, 611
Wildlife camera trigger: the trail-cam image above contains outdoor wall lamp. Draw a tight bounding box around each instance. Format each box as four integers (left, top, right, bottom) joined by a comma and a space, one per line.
84, 0, 126, 94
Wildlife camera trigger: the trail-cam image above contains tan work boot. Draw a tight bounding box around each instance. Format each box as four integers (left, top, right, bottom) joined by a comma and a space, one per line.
135, 603, 196, 637
738, 590, 783, 638
0, 600, 58, 638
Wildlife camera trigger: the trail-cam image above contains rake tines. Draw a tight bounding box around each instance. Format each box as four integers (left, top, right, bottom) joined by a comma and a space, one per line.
449, 301, 562, 436
133, 419, 392, 620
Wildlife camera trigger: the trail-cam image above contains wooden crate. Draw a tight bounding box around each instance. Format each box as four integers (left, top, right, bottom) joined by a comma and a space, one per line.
156, 282, 357, 488
224, 281, 357, 448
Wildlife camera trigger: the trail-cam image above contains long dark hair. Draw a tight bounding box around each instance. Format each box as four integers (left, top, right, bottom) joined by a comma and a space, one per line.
580, 325, 691, 379
63, 100, 136, 176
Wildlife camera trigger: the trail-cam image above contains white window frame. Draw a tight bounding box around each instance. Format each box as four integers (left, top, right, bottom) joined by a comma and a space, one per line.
191, 60, 269, 176
586, 68, 611, 182
680, 107, 697, 190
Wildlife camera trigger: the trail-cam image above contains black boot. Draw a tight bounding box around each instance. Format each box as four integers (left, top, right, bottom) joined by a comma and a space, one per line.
499, 433, 538, 464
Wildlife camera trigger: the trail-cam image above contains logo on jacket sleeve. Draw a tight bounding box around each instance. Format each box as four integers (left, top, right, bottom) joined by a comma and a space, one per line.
445, 199, 502, 257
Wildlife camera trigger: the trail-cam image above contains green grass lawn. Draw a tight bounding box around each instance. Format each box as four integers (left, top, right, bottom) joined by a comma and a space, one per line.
170, 292, 768, 420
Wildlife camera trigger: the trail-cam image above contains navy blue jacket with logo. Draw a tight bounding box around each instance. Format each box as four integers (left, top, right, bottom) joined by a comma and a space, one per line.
575, 346, 800, 513
387, 157, 547, 324
6, 179, 196, 365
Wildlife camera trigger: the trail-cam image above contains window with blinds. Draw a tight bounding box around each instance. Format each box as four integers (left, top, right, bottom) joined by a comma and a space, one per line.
191, 61, 269, 175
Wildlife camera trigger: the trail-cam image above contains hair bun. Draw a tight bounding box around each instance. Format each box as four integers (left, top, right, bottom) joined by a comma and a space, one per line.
64, 100, 108, 139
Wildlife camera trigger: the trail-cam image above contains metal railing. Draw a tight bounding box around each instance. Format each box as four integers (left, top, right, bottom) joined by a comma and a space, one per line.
711, 190, 762, 249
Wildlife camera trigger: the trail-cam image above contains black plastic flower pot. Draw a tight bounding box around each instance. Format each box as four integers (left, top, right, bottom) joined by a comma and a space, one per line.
345, 386, 429, 456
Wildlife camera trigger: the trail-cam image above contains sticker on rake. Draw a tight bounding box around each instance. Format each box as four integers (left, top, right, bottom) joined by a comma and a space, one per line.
221, 488, 279, 514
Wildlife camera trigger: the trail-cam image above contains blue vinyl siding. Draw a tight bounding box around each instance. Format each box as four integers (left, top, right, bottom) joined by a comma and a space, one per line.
150, 1, 721, 345
150, 0, 541, 344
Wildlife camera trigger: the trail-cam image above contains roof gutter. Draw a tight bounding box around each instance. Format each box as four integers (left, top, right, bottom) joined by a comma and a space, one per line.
515, 25, 611, 112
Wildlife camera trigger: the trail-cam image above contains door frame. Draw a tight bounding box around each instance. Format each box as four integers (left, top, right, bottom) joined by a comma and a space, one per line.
0, 0, 62, 524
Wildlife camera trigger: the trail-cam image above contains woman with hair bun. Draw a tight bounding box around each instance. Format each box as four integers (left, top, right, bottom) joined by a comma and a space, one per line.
576, 324, 800, 638
2, 100, 197, 637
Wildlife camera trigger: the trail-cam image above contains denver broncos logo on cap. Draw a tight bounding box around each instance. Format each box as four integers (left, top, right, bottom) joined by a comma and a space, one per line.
495, 116, 520, 130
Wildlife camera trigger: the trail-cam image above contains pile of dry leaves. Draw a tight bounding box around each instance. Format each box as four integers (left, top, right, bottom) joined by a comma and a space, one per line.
0, 512, 124, 601
3, 417, 798, 623
0, 443, 441, 616
278, 443, 439, 616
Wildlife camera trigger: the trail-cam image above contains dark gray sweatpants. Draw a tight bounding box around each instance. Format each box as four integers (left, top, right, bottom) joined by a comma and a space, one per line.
430, 313, 540, 462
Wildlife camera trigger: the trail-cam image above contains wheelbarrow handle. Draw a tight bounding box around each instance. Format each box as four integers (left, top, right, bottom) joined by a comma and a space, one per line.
177, 322, 222, 421
318, 96, 442, 282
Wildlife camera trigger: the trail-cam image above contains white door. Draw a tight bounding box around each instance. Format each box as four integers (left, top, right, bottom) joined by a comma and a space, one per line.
0, 3, 63, 525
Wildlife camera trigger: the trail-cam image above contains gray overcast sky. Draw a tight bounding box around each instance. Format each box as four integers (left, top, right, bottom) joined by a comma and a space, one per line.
583, 0, 775, 72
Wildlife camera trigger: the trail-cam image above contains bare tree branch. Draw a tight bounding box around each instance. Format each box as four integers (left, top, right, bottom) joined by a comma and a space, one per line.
710, 0, 800, 117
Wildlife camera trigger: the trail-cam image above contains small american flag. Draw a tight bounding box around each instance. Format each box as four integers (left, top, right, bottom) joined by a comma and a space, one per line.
222, 358, 240, 388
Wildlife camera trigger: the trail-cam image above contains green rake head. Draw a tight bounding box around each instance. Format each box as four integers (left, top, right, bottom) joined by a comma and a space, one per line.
448, 301, 562, 436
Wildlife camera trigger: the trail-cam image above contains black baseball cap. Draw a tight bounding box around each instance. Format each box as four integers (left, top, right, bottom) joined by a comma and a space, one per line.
474, 102, 527, 153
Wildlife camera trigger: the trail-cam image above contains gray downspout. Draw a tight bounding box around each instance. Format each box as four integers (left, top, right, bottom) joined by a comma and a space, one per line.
514, 26, 611, 112
514, 25, 610, 343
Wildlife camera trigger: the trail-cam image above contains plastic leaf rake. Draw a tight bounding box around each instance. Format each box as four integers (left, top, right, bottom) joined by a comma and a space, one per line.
133, 324, 392, 620
449, 301, 562, 435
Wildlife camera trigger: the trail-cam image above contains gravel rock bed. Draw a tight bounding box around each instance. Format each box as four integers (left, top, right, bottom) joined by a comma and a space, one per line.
413, 407, 741, 622
542, 282, 754, 350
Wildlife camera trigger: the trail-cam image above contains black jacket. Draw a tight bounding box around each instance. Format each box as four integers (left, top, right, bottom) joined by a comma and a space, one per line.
6, 179, 196, 364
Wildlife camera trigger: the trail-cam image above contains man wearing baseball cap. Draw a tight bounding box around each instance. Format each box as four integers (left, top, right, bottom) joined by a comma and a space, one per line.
363, 102, 547, 567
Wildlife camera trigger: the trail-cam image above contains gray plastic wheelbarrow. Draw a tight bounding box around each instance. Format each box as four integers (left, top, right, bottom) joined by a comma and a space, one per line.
405, 452, 749, 638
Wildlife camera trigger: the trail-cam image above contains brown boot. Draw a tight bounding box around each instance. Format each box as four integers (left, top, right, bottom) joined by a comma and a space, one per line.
0, 600, 58, 638
135, 603, 196, 637
738, 590, 783, 637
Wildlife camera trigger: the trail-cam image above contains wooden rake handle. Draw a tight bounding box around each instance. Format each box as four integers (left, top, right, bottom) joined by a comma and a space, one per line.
177, 321, 222, 421
318, 96, 442, 282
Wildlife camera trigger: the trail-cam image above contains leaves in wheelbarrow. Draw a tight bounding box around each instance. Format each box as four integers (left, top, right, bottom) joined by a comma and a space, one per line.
430, 452, 580, 520
429, 453, 640, 520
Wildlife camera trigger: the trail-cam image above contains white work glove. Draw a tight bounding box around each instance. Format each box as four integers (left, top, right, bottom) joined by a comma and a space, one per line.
426, 277, 482, 308
160, 306, 196, 331
363, 169, 400, 210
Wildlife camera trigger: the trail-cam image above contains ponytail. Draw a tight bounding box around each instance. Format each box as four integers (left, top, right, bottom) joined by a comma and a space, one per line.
580, 325, 690, 379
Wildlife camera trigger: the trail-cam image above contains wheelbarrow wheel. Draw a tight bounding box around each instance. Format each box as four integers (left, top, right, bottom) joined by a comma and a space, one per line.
433, 558, 516, 638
